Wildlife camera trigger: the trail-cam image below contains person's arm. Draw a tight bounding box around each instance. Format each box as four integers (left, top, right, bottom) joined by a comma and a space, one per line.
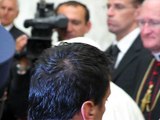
15, 34, 28, 57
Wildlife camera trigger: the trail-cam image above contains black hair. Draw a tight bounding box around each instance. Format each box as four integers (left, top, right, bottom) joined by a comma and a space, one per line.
55, 1, 90, 23
28, 43, 111, 120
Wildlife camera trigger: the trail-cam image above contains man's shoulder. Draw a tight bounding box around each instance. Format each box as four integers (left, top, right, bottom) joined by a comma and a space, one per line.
10, 25, 26, 39
131, 34, 143, 49
10, 25, 25, 34
102, 82, 145, 120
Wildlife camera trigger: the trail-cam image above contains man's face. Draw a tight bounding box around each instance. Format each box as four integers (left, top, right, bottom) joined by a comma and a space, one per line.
107, 0, 138, 40
137, 1, 160, 53
56, 5, 91, 40
0, 0, 18, 26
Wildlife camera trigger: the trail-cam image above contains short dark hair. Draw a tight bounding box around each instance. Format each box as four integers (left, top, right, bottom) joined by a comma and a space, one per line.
55, 1, 90, 23
28, 43, 111, 120
132, 0, 144, 7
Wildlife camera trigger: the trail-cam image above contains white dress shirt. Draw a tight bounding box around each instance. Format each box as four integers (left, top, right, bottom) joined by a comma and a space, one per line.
113, 28, 140, 68
3, 24, 13, 31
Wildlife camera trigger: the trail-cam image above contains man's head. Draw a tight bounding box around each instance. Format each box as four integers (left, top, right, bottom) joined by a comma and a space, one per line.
137, 0, 160, 53
28, 42, 111, 120
55, 1, 91, 40
107, 0, 143, 40
0, 0, 19, 26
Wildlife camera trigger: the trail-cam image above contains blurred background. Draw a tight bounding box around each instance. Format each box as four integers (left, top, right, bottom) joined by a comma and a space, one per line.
15, 0, 115, 51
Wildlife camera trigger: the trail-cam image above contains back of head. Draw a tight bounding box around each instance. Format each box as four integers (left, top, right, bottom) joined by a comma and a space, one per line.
29, 43, 111, 120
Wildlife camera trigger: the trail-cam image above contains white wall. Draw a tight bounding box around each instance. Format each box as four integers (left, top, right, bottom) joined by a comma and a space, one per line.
15, 0, 115, 51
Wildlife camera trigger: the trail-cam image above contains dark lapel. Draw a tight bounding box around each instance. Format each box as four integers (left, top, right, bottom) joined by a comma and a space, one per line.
10, 25, 25, 40
113, 35, 143, 80
105, 45, 112, 55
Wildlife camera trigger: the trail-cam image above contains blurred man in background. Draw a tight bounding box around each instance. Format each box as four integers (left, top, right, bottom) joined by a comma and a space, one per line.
55, 0, 91, 41
105, 0, 150, 98
0, 0, 29, 119
135, 0, 160, 119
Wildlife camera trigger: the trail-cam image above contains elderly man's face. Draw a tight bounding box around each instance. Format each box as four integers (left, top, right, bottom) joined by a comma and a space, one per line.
0, 0, 19, 26
137, 1, 160, 53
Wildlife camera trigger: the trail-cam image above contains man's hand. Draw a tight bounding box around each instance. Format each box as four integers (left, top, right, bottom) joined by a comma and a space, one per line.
16, 34, 28, 53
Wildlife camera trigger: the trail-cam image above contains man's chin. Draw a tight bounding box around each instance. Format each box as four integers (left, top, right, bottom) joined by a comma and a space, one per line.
1, 22, 9, 26
59, 34, 76, 41
59, 37, 72, 41
64, 35, 75, 40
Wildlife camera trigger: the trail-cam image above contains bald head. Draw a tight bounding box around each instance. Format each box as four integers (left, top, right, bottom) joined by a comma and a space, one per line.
0, 0, 19, 26
142, 0, 160, 4
0, 0, 19, 9
140, 0, 160, 12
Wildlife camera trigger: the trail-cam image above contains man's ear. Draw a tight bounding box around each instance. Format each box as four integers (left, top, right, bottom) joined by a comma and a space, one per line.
15, 8, 19, 19
134, 5, 141, 19
81, 101, 96, 120
85, 21, 92, 33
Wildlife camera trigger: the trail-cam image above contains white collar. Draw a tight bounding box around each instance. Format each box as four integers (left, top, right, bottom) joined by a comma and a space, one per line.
112, 28, 140, 54
3, 24, 13, 31
152, 52, 160, 62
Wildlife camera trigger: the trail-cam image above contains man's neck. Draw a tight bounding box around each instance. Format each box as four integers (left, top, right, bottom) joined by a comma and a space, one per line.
116, 24, 138, 41
3, 24, 13, 31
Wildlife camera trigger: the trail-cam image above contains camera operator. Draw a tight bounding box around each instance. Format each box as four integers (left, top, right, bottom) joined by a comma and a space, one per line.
0, 0, 30, 119
55, 1, 91, 41
24, 0, 68, 60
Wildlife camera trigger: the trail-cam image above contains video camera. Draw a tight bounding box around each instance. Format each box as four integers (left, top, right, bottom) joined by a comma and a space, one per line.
24, 0, 68, 60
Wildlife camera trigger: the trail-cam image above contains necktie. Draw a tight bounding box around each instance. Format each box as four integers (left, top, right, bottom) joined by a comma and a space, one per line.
111, 45, 120, 64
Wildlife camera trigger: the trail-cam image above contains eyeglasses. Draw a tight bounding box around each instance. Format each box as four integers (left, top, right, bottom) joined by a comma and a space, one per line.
137, 19, 160, 29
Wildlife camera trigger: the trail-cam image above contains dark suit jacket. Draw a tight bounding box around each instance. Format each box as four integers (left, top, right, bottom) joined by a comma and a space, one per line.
10, 25, 25, 40
134, 54, 159, 120
0, 25, 15, 96
105, 35, 151, 98
2, 25, 30, 119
